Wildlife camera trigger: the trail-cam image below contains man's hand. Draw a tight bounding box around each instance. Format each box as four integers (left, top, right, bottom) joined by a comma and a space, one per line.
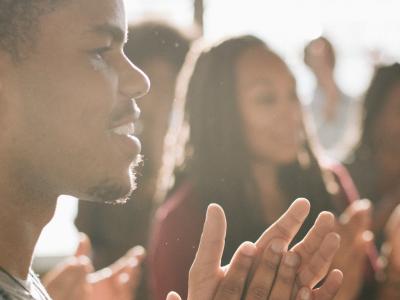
88, 246, 145, 300
43, 233, 145, 300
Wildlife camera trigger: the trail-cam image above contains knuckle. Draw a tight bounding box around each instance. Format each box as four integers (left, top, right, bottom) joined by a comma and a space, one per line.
309, 264, 320, 277
275, 223, 292, 240
270, 294, 286, 300
220, 281, 243, 296
232, 256, 252, 273
301, 241, 315, 257
188, 265, 208, 284
276, 271, 295, 286
261, 253, 281, 272
249, 285, 269, 299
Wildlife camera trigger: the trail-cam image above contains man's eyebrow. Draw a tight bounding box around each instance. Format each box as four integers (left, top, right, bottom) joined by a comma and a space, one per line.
89, 23, 128, 44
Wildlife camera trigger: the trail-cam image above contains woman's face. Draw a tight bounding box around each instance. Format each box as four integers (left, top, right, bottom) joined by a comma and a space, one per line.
373, 81, 400, 156
235, 46, 303, 165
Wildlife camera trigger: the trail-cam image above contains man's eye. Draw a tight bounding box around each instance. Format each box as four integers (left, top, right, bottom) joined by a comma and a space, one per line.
256, 94, 275, 105
91, 46, 112, 60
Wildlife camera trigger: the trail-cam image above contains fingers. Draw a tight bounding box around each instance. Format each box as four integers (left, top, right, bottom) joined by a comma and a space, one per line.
187, 204, 228, 300
335, 200, 373, 273
312, 269, 343, 300
190, 204, 227, 279
339, 199, 371, 235
75, 232, 92, 258
214, 242, 257, 300
295, 288, 312, 300
386, 205, 400, 268
256, 198, 310, 249
245, 239, 286, 300
297, 232, 340, 288
166, 291, 182, 300
292, 212, 335, 265
43, 256, 93, 300
127, 245, 147, 261
268, 251, 301, 300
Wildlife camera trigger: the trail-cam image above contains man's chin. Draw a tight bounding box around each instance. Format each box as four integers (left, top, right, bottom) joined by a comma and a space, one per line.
83, 155, 142, 204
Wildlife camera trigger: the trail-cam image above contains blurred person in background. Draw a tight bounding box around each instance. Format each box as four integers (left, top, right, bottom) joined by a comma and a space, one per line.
346, 63, 400, 299
304, 36, 361, 161
149, 35, 373, 300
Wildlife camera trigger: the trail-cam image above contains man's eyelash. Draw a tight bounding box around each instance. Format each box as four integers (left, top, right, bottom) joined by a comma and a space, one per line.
91, 46, 112, 58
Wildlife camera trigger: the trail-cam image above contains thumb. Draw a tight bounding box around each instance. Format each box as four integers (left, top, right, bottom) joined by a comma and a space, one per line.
75, 232, 92, 258
191, 204, 226, 271
166, 291, 182, 300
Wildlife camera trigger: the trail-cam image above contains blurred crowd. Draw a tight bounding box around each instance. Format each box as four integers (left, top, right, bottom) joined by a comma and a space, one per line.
3, 7, 399, 300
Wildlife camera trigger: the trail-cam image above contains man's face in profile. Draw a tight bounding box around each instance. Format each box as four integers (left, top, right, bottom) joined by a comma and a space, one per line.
1, 0, 149, 203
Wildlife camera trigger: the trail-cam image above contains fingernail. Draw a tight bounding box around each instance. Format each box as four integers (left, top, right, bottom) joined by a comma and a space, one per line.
284, 252, 300, 267
270, 239, 286, 254
129, 245, 146, 257
241, 242, 257, 257
77, 255, 91, 266
118, 272, 130, 284
362, 230, 374, 242
299, 287, 311, 300
128, 257, 139, 267
355, 199, 371, 210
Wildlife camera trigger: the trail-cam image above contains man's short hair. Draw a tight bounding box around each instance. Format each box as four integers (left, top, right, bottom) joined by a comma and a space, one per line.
0, 0, 63, 60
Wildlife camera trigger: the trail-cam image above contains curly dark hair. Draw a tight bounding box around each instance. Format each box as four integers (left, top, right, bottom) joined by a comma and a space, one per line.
0, 0, 64, 60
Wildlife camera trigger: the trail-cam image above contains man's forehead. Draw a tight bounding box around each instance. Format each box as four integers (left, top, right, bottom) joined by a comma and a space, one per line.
79, 0, 127, 34
86, 22, 128, 44
44, 0, 127, 40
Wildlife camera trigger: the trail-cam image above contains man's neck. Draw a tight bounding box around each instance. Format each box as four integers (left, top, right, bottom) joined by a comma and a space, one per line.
0, 178, 57, 280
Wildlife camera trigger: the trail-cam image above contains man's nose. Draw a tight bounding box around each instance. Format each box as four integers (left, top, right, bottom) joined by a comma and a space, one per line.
120, 57, 150, 100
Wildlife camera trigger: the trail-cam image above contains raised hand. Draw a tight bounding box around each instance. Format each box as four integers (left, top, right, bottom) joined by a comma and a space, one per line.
89, 245, 145, 300
43, 233, 145, 300
331, 199, 372, 300
167, 199, 342, 300
42, 234, 94, 300
377, 203, 400, 299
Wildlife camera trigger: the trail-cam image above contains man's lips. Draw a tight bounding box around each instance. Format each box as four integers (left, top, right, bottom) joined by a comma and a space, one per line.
109, 128, 141, 161
111, 122, 135, 136
109, 99, 140, 130
108, 101, 141, 160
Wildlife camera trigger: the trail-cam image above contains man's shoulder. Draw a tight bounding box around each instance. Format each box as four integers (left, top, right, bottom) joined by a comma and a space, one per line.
0, 272, 26, 299
0, 287, 12, 300
0, 269, 51, 300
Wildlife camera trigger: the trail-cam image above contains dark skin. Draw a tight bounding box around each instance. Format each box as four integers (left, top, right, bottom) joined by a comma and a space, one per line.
0, 0, 148, 280
235, 46, 302, 224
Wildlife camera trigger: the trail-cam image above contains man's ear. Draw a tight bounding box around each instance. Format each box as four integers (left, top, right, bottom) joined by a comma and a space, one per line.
0, 50, 10, 118
0, 50, 7, 95
0, 49, 12, 96
0, 57, 3, 95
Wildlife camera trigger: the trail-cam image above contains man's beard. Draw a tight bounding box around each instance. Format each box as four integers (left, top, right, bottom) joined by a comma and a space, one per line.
85, 155, 143, 205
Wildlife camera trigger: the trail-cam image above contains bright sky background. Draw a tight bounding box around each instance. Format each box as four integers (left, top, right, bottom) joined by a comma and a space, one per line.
35, 0, 400, 262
